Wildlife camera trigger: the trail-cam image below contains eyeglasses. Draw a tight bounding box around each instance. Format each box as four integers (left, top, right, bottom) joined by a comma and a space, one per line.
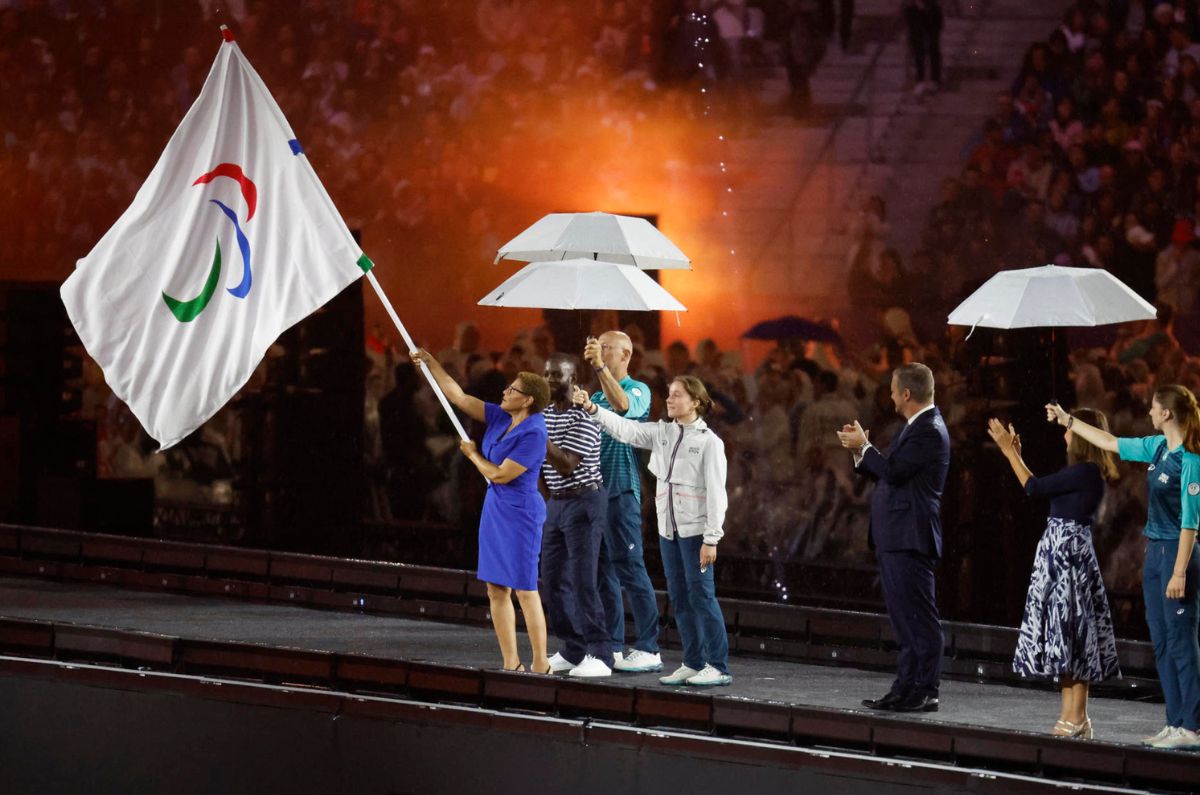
503, 384, 530, 396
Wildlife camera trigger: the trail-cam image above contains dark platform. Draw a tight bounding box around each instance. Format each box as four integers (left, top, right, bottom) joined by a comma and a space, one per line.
0, 525, 1195, 794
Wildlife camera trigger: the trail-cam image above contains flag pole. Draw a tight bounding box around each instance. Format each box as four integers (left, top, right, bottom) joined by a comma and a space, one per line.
215, 27, 468, 442
366, 271, 470, 442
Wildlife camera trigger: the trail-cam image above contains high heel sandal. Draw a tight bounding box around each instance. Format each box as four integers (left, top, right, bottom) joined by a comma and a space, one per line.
502, 663, 526, 672
1053, 719, 1093, 739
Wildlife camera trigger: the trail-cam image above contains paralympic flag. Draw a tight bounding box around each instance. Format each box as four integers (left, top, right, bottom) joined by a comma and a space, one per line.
61, 30, 371, 449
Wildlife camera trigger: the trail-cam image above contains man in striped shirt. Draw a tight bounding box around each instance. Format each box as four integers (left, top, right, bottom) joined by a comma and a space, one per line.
541, 354, 612, 678
585, 331, 662, 673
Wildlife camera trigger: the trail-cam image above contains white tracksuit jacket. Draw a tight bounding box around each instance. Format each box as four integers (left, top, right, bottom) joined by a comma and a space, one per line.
590, 407, 728, 546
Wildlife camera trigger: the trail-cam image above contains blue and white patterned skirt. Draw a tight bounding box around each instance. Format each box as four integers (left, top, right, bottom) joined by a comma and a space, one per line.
1012, 517, 1121, 683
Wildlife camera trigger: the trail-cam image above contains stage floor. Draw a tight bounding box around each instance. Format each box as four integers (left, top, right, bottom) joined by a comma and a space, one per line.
0, 575, 1170, 747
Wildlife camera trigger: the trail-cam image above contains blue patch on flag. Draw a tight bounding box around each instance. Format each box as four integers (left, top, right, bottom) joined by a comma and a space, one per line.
288, 139, 303, 155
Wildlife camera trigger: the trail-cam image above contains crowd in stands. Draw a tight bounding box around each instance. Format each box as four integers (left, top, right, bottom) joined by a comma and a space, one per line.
844, 0, 1200, 613
0, 0, 815, 283
878, 0, 1200, 348
15, 0, 1200, 623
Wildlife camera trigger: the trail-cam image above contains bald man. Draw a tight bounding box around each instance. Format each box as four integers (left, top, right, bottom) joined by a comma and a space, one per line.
585, 331, 662, 673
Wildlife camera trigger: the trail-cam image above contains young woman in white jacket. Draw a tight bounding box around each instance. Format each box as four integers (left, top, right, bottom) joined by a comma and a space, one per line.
573, 375, 732, 686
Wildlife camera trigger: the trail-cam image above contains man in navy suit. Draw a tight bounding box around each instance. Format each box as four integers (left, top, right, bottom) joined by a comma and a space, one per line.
837, 363, 950, 712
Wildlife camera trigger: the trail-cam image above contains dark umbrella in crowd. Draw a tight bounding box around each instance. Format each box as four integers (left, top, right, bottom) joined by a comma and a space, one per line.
742, 315, 842, 344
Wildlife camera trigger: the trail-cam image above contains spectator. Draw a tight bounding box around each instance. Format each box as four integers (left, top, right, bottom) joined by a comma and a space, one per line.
904, 0, 943, 95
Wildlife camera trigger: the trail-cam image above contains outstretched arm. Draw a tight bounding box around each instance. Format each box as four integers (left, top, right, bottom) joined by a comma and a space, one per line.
1046, 403, 1118, 452
573, 386, 657, 449
411, 348, 485, 423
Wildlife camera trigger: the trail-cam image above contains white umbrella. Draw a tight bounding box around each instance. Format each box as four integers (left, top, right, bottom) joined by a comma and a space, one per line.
494, 211, 691, 270
478, 258, 687, 311
947, 264, 1156, 400
947, 264, 1156, 331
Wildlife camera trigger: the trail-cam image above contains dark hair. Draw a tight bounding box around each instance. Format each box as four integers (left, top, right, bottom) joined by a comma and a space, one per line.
1068, 407, 1119, 480
516, 371, 551, 413
817, 369, 839, 394
672, 375, 713, 416
1153, 384, 1200, 454
893, 363, 935, 403
667, 340, 690, 354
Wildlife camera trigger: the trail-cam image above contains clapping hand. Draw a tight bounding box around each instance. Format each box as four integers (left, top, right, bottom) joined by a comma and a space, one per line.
987, 418, 1021, 456
836, 421, 869, 450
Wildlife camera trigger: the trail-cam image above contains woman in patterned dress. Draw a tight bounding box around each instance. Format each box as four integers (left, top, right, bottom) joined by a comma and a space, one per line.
411, 349, 552, 673
987, 408, 1120, 739
1047, 386, 1200, 750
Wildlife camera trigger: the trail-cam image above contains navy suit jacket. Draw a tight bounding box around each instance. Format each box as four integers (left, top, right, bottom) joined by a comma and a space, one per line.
857, 406, 951, 558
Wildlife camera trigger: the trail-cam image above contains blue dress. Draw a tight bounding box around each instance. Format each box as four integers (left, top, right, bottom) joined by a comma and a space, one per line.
477, 402, 548, 590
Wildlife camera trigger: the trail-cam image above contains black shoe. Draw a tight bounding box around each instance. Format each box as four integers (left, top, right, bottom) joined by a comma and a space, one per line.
892, 692, 939, 713
861, 691, 906, 710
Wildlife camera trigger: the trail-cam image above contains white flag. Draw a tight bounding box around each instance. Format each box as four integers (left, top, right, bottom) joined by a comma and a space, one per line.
61, 31, 371, 449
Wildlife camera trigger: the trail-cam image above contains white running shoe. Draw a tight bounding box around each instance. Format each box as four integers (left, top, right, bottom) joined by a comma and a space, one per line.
547, 652, 576, 674
1151, 727, 1200, 750
659, 665, 699, 686
568, 655, 613, 678
612, 649, 663, 673
1141, 725, 1174, 746
685, 664, 733, 687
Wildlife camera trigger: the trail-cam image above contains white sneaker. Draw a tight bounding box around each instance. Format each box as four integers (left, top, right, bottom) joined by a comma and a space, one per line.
612, 649, 663, 672
685, 664, 733, 687
659, 665, 699, 685
1151, 727, 1200, 749
1141, 725, 1174, 746
547, 652, 576, 674
567, 655, 612, 678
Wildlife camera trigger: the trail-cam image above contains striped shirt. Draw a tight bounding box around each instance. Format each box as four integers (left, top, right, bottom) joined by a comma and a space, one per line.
542, 404, 603, 492
593, 375, 651, 499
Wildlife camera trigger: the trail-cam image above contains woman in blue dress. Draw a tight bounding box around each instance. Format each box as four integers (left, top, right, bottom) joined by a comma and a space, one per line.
412, 349, 551, 673
987, 408, 1120, 739
1047, 385, 1200, 750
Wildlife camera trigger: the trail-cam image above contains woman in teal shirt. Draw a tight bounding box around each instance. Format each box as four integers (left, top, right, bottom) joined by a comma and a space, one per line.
1046, 385, 1200, 749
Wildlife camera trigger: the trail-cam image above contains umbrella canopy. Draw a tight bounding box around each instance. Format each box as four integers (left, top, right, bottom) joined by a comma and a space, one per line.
478, 258, 687, 311
947, 264, 1156, 329
494, 211, 691, 270
742, 315, 841, 343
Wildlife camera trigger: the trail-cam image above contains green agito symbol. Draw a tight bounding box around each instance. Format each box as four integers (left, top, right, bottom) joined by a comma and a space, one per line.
162, 163, 257, 322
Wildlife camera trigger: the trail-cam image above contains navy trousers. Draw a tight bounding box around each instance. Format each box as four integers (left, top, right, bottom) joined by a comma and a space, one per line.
660, 534, 729, 673
1144, 538, 1200, 730
541, 488, 610, 663
877, 549, 942, 696
597, 491, 661, 655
